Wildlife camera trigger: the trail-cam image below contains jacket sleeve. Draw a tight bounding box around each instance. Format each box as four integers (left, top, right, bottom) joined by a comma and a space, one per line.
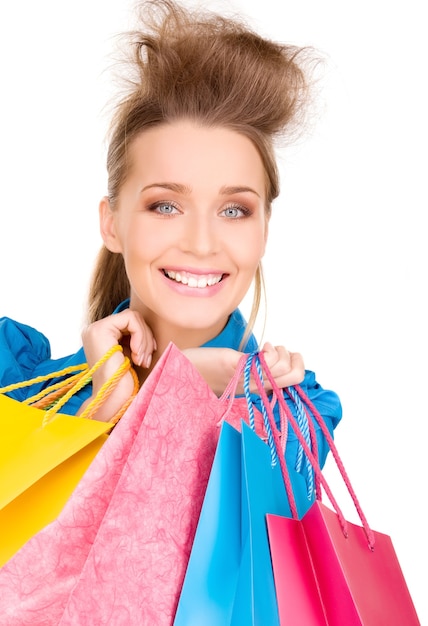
0, 317, 51, 401
0, 317, 88, 414
295, 369, 342, 467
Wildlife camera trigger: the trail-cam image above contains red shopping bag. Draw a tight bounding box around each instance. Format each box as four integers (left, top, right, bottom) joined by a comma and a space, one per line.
247, 353, 421, 626
0, 343, 253, 626
267, 502, 420, 626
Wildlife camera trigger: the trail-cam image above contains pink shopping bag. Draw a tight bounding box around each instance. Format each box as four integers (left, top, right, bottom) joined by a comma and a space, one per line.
267, 501, 420, 626
248, 353, 422, 626
0, 343, 255, 626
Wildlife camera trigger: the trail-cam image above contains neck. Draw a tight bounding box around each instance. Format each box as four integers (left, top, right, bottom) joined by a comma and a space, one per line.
135, 317, 228, 385
152, 317, 228, 354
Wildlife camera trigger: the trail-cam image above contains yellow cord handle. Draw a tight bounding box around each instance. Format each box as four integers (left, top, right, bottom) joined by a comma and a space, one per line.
0, 363, 87, 396
0, 345, 140, 427
74, 354, 139, 425
27, 372, 88, 408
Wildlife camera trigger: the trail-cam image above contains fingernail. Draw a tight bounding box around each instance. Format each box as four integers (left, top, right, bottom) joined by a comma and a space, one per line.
138, 351, 145, 367
145, 353, 152, 368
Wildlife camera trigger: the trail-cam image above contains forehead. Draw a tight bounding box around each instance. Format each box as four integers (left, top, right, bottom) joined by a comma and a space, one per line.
127, 121, 267, 195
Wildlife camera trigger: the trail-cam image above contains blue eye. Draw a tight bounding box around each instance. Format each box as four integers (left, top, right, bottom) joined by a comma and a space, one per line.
152, 202, 179, 215
222, 205, 249, 218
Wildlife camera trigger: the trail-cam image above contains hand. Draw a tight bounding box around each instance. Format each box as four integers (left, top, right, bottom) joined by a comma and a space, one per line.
78, 310, 156, 421
257, 342, 305, 392
182, 342, 304, 397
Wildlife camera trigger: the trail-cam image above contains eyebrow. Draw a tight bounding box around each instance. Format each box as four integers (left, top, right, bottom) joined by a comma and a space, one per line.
141, 182, 190, 194
141, 182, 260, 198
221, 185, 260, 198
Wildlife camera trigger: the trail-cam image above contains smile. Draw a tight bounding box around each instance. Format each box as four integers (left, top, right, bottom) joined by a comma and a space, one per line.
163, 270, 224, 288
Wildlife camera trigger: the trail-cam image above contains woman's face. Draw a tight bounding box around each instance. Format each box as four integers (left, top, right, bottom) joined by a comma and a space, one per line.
101, 120, 268, 347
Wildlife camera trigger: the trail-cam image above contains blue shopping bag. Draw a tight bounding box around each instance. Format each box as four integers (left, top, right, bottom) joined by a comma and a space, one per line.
230, 421, 313, 625
173, 421, 241, 625
174, 417, 314, 625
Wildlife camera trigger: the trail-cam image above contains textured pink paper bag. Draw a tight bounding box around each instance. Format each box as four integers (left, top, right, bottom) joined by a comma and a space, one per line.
0, 343, 258, 626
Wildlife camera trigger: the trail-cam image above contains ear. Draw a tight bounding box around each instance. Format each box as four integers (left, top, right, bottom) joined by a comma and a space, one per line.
99, 196, 122, 253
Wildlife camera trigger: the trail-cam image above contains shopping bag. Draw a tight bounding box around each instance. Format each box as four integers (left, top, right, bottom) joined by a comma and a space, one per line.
172, 421, 242, 626
232, 422, 314, 626
255, 354, 421, 626
0, 342, 250, 626
0, 344, 138, 566
267, 503, 420, 626
174, 354, 317, 626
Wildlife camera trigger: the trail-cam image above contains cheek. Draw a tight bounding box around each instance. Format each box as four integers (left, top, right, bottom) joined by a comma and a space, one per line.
120, 221, 157, 259
251, 230, 266, 254
238, 226, 266, 267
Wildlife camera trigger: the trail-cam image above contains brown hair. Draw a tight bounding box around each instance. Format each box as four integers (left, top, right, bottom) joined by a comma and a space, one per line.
88, 0, 316, 339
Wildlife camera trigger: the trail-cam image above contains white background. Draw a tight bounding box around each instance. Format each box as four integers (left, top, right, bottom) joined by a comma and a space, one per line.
0, 0, 426, 621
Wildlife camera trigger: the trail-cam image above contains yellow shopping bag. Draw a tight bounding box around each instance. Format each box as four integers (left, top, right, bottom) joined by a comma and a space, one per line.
0, 345, 138, 566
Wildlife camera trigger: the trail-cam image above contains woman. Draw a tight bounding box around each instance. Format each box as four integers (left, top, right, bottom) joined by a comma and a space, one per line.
0, 0, 341, 456
0, 2, 344, 623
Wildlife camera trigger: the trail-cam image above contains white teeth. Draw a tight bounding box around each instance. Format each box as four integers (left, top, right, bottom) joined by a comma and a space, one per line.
165, 270, 222, 288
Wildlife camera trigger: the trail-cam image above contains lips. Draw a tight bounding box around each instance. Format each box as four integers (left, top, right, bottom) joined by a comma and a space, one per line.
163, 269, 224, 288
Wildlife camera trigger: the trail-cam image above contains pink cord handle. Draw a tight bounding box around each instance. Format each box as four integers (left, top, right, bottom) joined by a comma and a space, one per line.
254, 352, 375, 549
217, 353, 249, 423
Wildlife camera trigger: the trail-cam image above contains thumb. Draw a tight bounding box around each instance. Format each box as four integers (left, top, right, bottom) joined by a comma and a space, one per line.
261, 341, 276, 366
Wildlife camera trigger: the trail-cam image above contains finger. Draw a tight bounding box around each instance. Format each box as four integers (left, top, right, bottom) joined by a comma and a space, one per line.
259, 344, 304, 388
262, 343, 292, 373
261, 341, 280, 368
82, 310, 156, 369
119, 311, 156, 368
272, 351, 305, 388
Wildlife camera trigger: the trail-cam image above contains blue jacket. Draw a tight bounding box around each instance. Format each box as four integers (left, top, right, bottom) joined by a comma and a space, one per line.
0, 304, 342, 473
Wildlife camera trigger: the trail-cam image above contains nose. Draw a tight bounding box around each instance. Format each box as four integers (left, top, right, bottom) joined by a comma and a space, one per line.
179, 213, 219, 257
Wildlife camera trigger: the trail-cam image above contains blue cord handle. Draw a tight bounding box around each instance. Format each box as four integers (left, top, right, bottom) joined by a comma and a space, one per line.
243, 351, 314, 498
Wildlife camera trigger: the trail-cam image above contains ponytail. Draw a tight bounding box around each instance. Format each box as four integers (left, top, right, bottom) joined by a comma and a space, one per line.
87, 246, 130, 323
